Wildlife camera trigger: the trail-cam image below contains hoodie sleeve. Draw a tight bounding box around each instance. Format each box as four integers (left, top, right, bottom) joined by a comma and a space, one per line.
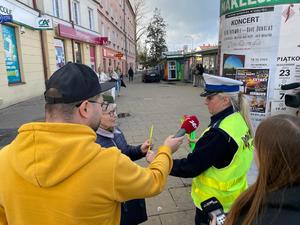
113, 145, 173, 202
0, 206, 8, 225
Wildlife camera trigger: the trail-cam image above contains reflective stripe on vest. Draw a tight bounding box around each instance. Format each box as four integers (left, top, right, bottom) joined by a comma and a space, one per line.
191, 112, 253, 212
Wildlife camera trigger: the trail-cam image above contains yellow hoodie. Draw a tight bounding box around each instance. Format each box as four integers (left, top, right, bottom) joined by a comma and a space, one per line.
0, 122, 173, 225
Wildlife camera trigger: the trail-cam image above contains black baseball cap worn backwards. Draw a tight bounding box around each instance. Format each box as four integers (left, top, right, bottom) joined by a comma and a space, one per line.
44, 62, 115, 104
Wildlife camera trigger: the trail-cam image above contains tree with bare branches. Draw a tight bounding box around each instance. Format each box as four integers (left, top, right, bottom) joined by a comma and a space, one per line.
130, 0, 149, 67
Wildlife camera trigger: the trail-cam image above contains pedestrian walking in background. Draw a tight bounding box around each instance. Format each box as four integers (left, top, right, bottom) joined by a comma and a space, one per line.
211, 114, 300, 225
0, 62, 184, 225
128, 66, 134, 83
192, 63, 204, 87
96, 95, 154, 225
198, 64, 204, 87
169, 74, 254, 225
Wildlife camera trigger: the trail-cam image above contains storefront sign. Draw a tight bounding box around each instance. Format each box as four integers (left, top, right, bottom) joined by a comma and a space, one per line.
103, 48, 115, 58
0, 5, 12, 15
99, 37, 109, 45
0, 14, 12, 23
219, 1, 300, 129
36, 17, 53, 29
1, 1, 39, 29
115, 52, 124, 59
58, 24, 104, 45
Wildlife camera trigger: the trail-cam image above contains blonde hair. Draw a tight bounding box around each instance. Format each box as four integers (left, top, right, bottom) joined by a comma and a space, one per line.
219, 92, 253, 136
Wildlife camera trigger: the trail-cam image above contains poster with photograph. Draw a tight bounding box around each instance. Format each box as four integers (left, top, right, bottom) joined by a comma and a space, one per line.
54, 38, 65, 70
219, 1, 300, 129
223, 54, 245, 78
1, 25, 21, 84
236, 68, 269, 128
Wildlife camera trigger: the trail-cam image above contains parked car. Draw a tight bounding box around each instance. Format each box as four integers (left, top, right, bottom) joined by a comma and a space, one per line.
142, 67, 160, 83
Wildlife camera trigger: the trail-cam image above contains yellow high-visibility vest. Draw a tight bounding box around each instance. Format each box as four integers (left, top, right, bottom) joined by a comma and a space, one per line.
191, 112, 253, 212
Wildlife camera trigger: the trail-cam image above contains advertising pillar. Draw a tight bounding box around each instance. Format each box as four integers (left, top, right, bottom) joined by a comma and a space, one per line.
219, 0, 300, 129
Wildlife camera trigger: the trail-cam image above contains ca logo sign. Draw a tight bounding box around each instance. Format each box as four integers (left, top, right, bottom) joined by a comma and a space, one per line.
38, 19, 50, 27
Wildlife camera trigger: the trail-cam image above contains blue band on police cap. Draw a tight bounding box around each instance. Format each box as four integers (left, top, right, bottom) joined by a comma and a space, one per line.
205, 84, 240, 92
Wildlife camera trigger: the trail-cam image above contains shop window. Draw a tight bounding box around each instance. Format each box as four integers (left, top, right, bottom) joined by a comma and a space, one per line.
54, 38, 65, 70
1, 25, 22, 84
74, 42, 82, 63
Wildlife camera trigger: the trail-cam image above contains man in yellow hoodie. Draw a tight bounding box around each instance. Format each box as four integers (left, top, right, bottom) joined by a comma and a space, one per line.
0, 62, 184, 225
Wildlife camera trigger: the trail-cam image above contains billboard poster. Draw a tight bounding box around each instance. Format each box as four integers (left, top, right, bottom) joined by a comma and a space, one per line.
219, 1, 300, 129
1, 24, 21, 84
54, 38, 65, 70
236, 68, 270, 129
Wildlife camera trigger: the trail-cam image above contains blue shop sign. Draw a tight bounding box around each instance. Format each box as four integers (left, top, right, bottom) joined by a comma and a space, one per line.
0, 14, 12, 24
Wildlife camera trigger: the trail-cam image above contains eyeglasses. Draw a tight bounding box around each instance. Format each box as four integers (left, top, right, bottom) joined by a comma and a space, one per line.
206, 93, 218, 101
75, 100, 110, 111
89, 100, 110, 111
103, 109, 117, 117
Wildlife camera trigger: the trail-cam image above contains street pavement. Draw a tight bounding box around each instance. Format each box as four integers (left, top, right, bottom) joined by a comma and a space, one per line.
0, 74, 257, 225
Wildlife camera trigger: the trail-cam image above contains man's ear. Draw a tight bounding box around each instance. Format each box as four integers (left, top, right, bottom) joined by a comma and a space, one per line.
78, 101, 89, 118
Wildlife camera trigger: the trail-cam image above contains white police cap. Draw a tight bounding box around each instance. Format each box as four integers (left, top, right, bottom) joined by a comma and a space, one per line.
200, 73, 243, 97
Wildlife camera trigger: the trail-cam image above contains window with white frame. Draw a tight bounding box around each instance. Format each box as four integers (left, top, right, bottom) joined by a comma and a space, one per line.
72, 0, 81, 25
52, 0, 62, 18
88, 8, 94, 30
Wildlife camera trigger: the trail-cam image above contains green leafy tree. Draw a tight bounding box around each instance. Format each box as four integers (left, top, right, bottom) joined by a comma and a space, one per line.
146, 8, 168, 67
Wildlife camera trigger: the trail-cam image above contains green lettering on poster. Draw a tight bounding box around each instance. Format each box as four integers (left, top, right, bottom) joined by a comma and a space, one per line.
220, 0, 300, 15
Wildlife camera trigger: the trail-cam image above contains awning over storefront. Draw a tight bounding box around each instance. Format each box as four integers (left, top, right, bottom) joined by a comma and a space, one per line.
57, 24, 108, 45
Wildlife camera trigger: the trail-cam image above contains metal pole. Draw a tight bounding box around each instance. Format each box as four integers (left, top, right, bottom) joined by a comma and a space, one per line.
123, 0, 128, 74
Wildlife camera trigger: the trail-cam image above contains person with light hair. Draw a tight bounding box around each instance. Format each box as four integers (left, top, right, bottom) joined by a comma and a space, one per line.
211, 114, 300, 225
170, 74, 254, 225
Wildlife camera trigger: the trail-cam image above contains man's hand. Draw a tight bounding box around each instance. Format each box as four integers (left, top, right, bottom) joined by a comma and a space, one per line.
145, 150, 156, 163
140, 139, 152, 154
163, 135, 184, 154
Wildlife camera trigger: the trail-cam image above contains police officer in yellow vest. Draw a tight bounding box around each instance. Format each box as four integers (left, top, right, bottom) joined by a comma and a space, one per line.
170, 74, 254, 225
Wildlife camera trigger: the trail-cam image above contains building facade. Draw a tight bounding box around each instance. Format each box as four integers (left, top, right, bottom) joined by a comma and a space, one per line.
98, 0, 136, 74
0, 0, 136, 109
0, 0, 45, 109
